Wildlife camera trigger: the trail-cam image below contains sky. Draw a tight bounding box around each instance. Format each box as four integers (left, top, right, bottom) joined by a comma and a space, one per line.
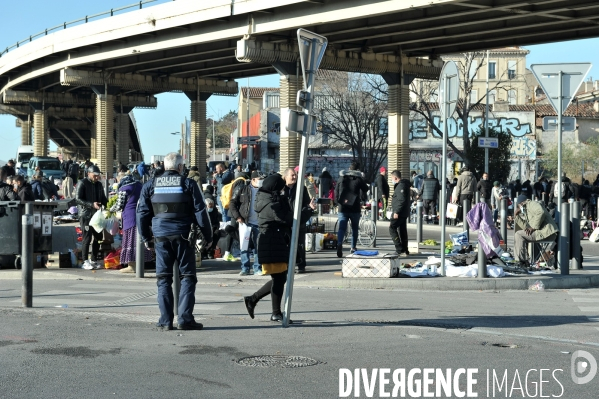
0, 0, 598, 164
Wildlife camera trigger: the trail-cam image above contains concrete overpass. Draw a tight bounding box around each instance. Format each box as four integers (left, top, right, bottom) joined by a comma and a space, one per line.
1, 0, 598, 178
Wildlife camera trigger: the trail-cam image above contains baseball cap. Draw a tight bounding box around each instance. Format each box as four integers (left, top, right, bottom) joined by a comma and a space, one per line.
88, 165, 101, 175
380, 167, 386, 173
493, 181, 500, 187
516, 194, 528, 204
251, 171, 264, 180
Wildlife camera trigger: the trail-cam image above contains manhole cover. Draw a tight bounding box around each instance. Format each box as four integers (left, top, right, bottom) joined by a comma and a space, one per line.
235, 355, 321, 368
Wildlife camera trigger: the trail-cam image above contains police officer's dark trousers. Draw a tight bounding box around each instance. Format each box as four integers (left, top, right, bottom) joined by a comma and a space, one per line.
155, 235, 198, 327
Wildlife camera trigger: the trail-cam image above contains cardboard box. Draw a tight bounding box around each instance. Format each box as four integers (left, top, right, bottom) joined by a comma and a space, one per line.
46, 252, 71, 268
342, 254, 400, 278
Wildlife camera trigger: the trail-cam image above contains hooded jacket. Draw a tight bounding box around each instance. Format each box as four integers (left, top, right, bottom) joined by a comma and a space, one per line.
477, 179, 493, 200
376, 173, 390, 199
76, 178, 108, 220
254, 174, 294, 264
187, 170, 202, 185
455, 170, 477, 198
390, 178, 412, 218
318, 169, 332, 198
334, 170, 369, 213
0, 182, 17, 201
17, 183, 35, 202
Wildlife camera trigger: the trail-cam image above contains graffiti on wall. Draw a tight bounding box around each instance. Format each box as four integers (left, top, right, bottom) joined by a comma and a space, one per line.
409, 115, 533, 139
511, 137, 536, 159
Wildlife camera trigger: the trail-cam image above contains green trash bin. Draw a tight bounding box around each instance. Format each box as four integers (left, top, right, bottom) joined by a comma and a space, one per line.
0, 201, 58, 268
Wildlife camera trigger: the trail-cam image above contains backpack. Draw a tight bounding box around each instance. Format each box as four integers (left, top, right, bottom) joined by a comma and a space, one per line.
553, 181, 570, 199
68, 163, 79, 178
220, 177, 247, 210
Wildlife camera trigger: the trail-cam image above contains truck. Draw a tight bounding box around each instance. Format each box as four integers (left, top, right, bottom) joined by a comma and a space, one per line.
151, 155, 165, 164
15, 145, 34, 176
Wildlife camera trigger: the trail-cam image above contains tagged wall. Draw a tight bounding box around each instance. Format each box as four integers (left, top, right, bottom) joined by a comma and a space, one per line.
409, 111, 536, 159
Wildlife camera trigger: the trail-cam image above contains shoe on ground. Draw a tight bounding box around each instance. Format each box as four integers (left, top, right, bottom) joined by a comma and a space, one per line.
350, 248, 357, 254
120, 266, 135, 273
254, 270, 263, 276
155, 323, 173, 331
455, 222, 463, 227
239, 270, 250, 276
296, 269, 306, 274
92, 261, 102, 270
244, 296, 255, 319
270, 313, 293, 324
178, 321, 204, 330
82, 260, 94, 270
398, 251, 409, 257
337, 244, 343, 258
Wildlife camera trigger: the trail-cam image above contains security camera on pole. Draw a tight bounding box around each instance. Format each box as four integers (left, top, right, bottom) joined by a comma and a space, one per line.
438, 61, 460, 276
530, 63, 591, 275
281, 29, 327, 328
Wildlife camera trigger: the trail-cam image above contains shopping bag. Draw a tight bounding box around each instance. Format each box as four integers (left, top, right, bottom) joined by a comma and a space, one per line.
104, 248, 122, 269
446, 203, 459, 219
105, 216, 119, 236
314, 233, 325, 252
239, 223, 251, 251
89, 209, 106, 233
590, 227, 599, 243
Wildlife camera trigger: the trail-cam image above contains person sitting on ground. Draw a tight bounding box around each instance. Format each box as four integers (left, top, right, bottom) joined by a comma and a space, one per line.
203, 198, 222, 259
513, 194, 558, 269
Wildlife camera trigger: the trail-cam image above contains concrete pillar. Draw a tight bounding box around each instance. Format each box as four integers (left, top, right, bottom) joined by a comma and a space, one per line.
33, 110, 48, 156
115, 113, 130, 166
190, 100, 207, 180
279, 73, 303, 172
95, 94, 115, 178
21, 120, 32, 146
387, 83, 410, 179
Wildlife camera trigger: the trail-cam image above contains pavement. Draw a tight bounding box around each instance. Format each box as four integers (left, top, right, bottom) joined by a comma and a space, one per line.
1, 219, 599, 398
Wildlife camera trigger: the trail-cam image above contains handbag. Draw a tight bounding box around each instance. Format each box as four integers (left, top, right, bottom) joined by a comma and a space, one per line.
446, 203, 459, 219
338, 190, 358, 206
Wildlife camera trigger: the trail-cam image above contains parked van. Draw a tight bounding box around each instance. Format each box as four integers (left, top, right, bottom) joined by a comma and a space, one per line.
16, 145, 34, 176
28, 156, 64, 184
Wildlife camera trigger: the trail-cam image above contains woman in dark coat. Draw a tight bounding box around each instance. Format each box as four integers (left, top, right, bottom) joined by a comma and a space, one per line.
243, 173, 312, 322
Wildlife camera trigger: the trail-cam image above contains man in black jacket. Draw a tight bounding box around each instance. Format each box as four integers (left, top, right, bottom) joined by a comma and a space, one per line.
13, 175, 34, 202
376, 167, 390, 220
283, 167, 314, 272
417, 170, 441, 222
1, 160, 16, 179
0, 169, 17, 201
334, 161, 369, 257
229, 171, 264, 276
389, 170, 411, 256
477, 172, 493, 207
76, 165, 108, 269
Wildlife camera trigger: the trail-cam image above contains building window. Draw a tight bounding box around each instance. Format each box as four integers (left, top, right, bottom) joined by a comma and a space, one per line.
470, 90, 478, 104
508, 89, 517, 105
488, 61, 497, 79
488, 90, 496, 104
507, 60, 517, 80
469, 60, 478, 80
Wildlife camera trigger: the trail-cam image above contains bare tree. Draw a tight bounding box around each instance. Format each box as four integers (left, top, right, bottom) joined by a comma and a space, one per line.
319, 73, 388, 182
409, 51, 525, 167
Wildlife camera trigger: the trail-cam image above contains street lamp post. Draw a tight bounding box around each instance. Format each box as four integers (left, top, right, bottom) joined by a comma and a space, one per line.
208, 116, 216, 161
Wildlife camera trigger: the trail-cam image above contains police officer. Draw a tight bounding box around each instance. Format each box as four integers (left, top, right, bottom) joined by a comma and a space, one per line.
137, 152, 213, 331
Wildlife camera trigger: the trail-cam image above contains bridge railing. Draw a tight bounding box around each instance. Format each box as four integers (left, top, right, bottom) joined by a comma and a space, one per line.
1, 0, 167, 58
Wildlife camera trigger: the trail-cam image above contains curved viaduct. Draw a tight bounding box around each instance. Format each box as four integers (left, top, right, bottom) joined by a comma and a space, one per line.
1, 0, 598, 177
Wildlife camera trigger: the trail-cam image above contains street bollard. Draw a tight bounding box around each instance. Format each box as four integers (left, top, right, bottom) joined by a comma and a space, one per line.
371, 187, 378, 248
500, 198, 507, 245
416, 200, 423, 244
21, 203, 33, 308
542, 192, 547, 205
135, 228, 144, 278
571, 201, 581, 270
475, 191, 480, 205
559, 203, 570, 275
477, 239, 486, 278
463, 198, 470, 237
318, 181, 323, 215
173, 261, 180, 316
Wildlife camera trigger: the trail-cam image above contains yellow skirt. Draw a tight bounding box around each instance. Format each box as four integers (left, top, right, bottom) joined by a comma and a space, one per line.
262, 262, 288, 275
